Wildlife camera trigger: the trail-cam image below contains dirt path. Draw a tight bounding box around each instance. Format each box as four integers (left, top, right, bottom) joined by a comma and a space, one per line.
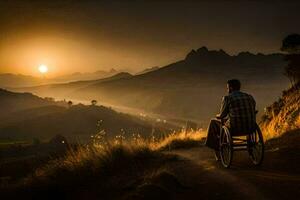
168, 146, 300, 200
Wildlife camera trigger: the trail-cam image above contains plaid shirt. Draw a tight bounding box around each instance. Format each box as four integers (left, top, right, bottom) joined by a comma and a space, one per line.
219, 91, 256, 134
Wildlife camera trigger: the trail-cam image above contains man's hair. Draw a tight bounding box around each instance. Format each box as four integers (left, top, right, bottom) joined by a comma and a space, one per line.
227, 79, 241, 91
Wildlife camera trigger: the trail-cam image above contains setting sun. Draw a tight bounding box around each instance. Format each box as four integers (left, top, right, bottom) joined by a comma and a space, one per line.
38, 64, 48, 74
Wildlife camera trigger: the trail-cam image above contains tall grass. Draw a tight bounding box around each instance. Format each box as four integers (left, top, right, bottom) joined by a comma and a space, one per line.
91, 129, 205, 151
1, 129, 204, 199
260, 84, 300, 139
152, 130, 205, 150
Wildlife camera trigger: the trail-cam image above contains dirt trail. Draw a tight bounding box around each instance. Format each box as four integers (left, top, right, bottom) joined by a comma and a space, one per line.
168, 147, 300, 200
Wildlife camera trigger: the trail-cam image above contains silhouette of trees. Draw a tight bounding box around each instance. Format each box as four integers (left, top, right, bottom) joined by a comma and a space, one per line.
281, 34, 300, 53
281, 34, 300, 87
44, 97, 55, 102
67, 100, 73, 108
91, 99, 97, 106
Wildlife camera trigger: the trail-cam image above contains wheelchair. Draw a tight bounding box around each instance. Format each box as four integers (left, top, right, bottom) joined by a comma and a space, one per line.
215, 122, 264, 168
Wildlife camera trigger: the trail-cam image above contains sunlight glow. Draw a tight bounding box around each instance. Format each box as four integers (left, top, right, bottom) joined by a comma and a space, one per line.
38, 64, 48, 74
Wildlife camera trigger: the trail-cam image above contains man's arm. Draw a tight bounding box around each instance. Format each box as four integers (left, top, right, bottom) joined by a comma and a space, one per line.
217, 96, 229, 119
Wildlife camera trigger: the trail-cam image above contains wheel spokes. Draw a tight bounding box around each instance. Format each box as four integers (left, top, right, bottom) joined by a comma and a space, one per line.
220, 134, 231, 165
249, 130, 264, 164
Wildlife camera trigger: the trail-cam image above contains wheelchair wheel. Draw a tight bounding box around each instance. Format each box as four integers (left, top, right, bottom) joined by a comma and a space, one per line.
247, 124, 264, 166
220, 127, 233, 168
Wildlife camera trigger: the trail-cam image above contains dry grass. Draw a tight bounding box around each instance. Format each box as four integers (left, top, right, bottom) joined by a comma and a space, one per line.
260, 83, 300, 140
91, 129, 206, 151
1, 129, 204, 199
152, 130, 205, 151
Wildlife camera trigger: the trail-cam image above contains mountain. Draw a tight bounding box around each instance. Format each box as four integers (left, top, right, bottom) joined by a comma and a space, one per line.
51, 68, 120, 82
0, 69, 122, 88
15, 72, 133, 98
0, 89, 167, 141
0, 73, 46, 88
135, 66, 160, 75
15, 47, 289, 125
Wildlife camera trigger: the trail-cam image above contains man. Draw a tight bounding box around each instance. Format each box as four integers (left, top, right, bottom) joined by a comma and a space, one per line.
205, 79, 256, 152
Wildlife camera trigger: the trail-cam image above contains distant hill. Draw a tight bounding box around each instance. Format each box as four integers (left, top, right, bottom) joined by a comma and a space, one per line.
0, 104, 164, 141
135, 66, 160, 75
0, 88, 63, 115
51, 68, 120, 82
15, 47, 289, 125
0, 69, 123, 88
15, 72, 133, 98
0, 73, 45, 88
0, 89, 168, 141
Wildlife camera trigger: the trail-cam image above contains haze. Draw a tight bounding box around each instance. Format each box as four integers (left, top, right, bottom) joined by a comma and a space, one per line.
0, 0, 300, 77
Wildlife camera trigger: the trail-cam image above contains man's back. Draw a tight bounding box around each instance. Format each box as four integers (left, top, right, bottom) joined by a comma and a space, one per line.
206, 79, 256, 150
224, 91, 256, 134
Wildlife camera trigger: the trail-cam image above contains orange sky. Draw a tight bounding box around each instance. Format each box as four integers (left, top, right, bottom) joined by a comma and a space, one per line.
0, 1, 300, 77
0, 31, 186, 78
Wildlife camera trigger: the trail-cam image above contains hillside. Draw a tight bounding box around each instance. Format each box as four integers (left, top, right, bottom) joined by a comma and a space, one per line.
0, 104, 167, 141
0, 88, 64, 115
1, 85, 299, 200
0, 89, 170, 142
260, 83, 300, 139
15, 47, 289, 124
135, 66, 160, 75
2, 127, 299, 200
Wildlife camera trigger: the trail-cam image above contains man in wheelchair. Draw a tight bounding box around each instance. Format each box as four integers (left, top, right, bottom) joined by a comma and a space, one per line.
205, 79, 256, 156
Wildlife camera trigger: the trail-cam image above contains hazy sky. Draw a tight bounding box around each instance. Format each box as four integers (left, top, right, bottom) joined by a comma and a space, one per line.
0, 0, 300, 77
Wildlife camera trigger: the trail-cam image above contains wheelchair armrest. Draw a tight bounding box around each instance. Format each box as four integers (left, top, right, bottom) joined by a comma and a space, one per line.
216, 114, 221, 119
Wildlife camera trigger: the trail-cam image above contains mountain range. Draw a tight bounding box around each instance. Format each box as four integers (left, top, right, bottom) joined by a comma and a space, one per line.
52, 68, 119, 82
0, 73, 45, 88
0, 68, 121, 88
14, 47, 289, 125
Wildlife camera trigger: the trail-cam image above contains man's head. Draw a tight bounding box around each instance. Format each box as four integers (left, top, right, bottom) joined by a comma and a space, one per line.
227, 79, 241, 93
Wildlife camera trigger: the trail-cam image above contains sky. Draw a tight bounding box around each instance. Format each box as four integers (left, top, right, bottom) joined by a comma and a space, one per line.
0, 0, 300, 77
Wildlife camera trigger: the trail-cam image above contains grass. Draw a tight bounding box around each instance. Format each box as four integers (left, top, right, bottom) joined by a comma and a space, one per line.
1, 117, 298, 200
1, 130, 205, 199
260, 83, 300, 140
153, 130, 205, 151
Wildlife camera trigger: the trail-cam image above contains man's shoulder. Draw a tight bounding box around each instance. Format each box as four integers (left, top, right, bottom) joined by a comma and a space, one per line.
228, 91, 255, 100
228, 91, 251, 96
242, 92, 255, 99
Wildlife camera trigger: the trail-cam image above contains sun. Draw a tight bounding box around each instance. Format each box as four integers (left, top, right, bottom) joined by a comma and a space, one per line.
38, 64, 48, 74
